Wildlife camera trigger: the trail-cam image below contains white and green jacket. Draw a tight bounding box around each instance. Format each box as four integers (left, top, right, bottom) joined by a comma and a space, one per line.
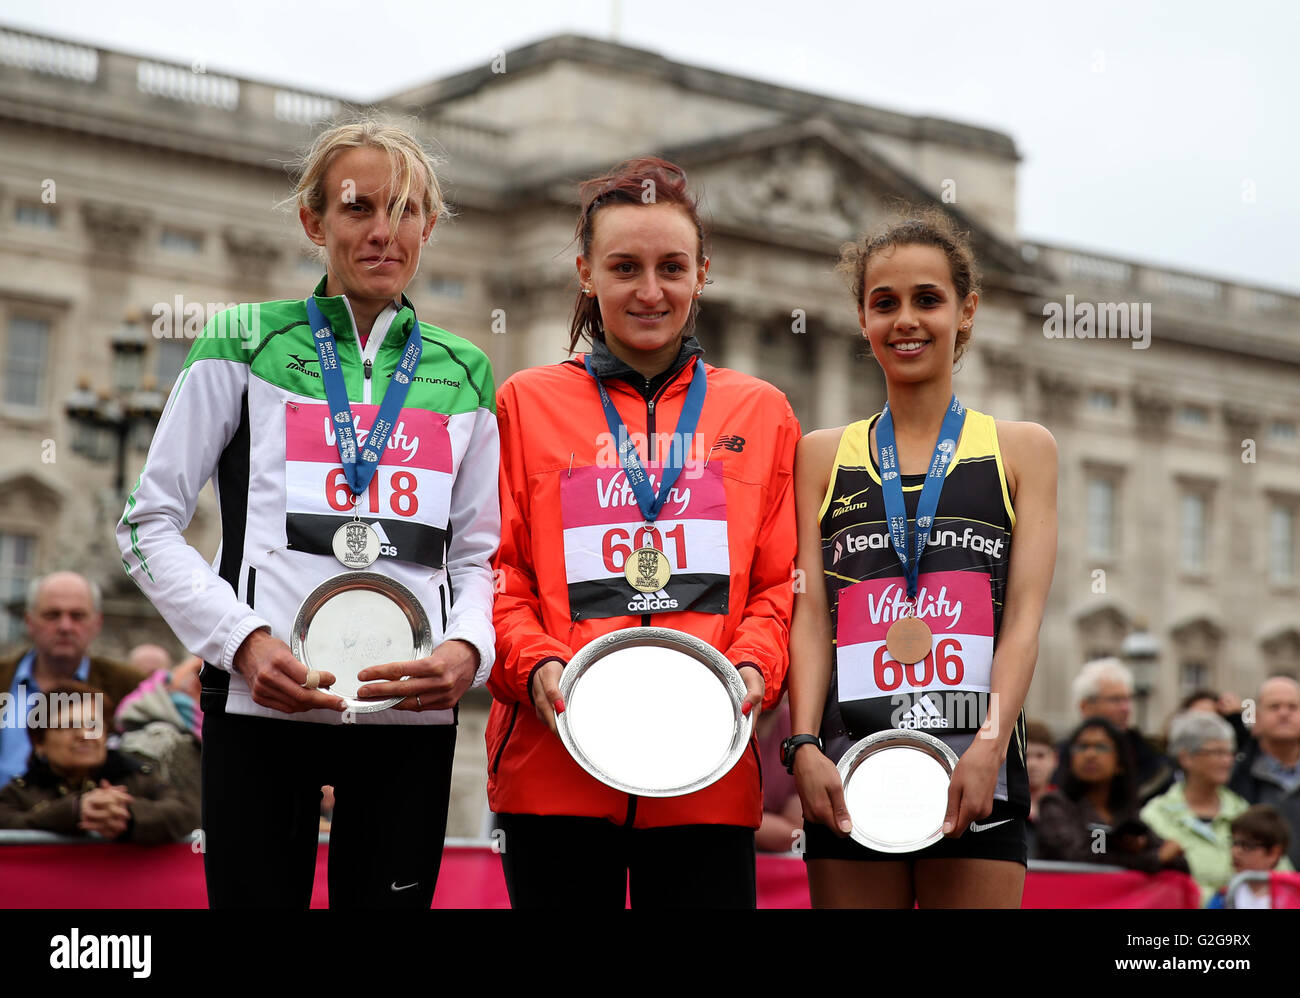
117, 280, 500, 726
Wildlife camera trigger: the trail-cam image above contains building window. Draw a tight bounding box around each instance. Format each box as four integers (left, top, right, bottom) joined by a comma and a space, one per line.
1179, 405, 1209, 427
0, 531, 36, 646
1270, 420, 1297, 442
1087, 389, 1117, 411
1087, 477, 1116, 558
1180, 661, 1211, 699
156, 338, 193, 389
1180, 493, 1208, 573
1272, 506, 1296, 584
159, 228, 202, 253
3, 315, 50, 410
427, 276, 465, 300
14, 202, 57, 229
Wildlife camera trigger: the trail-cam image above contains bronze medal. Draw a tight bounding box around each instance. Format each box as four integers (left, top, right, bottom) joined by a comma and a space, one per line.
625, 546, 673, 593
886, 615, 933, 665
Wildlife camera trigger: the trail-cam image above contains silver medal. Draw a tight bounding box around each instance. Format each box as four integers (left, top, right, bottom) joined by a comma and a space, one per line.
332, 515, 381, 570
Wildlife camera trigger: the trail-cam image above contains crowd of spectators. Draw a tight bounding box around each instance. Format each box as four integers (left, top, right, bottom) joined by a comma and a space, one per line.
2, 572, 1298, 908
1024, 658, 1299, 907
0, 572, 200, 844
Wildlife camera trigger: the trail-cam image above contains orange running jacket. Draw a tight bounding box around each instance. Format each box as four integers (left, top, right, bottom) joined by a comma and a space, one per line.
486, 354, 800, 829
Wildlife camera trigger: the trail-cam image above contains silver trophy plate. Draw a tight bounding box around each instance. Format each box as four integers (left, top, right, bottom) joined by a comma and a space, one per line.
557, 627, 753, 798
290, 572, 432, 713
837, 729, 960, 853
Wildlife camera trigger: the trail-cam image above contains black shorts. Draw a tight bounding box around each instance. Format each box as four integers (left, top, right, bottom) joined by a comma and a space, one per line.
802, 799, 1027, 866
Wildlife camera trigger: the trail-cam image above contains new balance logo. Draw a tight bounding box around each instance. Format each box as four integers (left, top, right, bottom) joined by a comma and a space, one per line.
898, 693, 949, 730
710, 434, 746, 454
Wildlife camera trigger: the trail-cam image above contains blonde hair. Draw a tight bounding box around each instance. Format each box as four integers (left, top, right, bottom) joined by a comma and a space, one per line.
289, 118, 448, 263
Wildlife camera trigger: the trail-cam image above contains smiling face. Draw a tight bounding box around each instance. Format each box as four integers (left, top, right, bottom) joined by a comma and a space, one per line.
577, 201, 708, 376
859, 243, 977, 383
37, 700, 107, 782
300, 145, 434, 309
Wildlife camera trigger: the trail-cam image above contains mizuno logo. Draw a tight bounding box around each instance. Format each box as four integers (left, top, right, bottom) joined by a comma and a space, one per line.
834, 487, 872, 508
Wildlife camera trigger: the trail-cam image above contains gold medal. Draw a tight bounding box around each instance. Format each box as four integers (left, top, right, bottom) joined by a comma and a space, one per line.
885, 615, 933, 666
625, 546, 673, 593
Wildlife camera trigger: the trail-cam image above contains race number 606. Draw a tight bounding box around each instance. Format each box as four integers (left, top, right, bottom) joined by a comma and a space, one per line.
873, 637, 964, 691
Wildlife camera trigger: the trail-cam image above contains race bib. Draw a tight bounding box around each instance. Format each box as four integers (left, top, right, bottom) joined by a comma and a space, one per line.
284, 403, 452, 568
836, 570, 994, 734
560, 461, 730, 619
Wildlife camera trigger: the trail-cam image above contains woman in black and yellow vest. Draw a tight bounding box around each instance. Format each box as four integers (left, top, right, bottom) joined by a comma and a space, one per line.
786, 209, 1058, 907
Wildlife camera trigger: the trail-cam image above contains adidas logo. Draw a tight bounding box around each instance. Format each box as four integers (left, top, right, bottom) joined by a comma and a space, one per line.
626, 591, 680, 613
898, 694, 949, 730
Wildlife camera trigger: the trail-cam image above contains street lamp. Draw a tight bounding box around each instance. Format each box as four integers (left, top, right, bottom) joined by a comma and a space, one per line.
64, 312, 167, 495
1122, 619, 1161, 732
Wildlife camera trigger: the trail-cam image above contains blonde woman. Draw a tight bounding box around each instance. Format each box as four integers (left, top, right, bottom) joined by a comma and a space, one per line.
117, 121, 500, 909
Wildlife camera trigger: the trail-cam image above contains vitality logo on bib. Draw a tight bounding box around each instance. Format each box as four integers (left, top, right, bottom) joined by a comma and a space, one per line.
283, 402, 451, 568
560, 462, 730, 620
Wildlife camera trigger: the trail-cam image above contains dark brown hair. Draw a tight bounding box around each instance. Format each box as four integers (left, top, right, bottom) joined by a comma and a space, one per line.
1231, 805, 1291, 854
568, 157, 706, 353
836, 204, 982, 364
27, 680, 111, 746
1025, 720, 1055, 748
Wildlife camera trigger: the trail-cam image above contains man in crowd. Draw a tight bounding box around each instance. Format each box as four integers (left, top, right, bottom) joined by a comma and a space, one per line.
127, 643, 173, 679
1230, 676, 1300, 869
1053, 657, 1173, 803
0, 571, 141, 788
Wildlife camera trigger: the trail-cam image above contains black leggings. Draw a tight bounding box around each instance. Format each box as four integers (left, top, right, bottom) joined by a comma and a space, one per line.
200, 698, 456, 910
494, 812, 756, 909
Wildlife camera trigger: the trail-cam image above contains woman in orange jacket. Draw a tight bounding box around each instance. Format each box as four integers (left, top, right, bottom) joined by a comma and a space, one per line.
487, 157, 800, 908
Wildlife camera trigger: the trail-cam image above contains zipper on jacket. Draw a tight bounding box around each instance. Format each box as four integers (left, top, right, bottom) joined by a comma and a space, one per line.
492, 702, 519, 775
639, 373, 680, 627
363, 358, 373, 405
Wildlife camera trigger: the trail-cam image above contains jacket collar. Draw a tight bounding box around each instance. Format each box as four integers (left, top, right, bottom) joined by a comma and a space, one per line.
584, 336, 704, 400
308, 275, 415, 351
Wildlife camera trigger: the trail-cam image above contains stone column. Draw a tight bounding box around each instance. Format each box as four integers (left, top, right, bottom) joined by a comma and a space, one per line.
813, 324, 853, 429
722, 309, 762, 381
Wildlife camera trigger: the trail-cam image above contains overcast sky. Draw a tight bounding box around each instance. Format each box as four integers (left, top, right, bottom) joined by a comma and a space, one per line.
4, 0, 1297, 292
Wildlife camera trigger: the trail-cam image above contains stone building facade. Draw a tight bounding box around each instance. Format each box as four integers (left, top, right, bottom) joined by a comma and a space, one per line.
1, 26, 1297, 825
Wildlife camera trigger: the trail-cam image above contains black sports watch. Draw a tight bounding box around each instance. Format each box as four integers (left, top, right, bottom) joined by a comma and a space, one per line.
780, 733, 823, 774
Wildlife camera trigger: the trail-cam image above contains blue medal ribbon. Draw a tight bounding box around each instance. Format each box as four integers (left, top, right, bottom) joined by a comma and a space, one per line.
306, 295, 423, 498
876, 395, 966, 604
583, 355, 707, 522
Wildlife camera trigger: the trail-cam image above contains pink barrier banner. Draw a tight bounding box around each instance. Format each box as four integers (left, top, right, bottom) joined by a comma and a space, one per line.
1021, 868, 1201, 909
0, 842, 1211, 909
1269, 872, 1300, 909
